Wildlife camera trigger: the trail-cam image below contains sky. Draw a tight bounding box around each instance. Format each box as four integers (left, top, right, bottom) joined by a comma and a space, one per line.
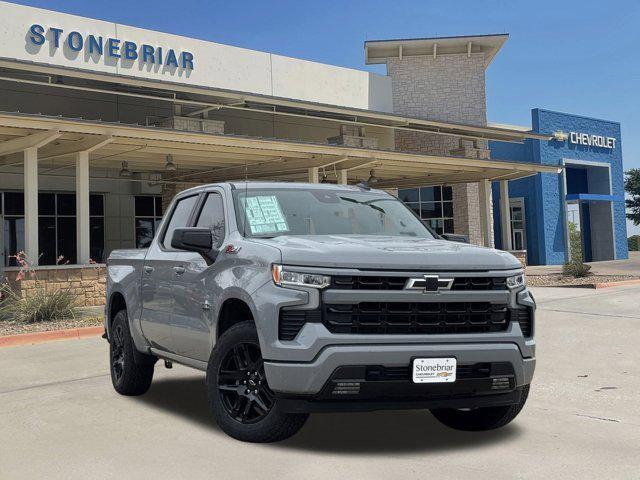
8, 0, 640, 235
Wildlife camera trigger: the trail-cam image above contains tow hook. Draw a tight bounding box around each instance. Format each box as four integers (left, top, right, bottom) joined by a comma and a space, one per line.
164, 360, 173, 369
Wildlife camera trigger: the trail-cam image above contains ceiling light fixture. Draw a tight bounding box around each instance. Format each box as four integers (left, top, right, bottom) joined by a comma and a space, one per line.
119, 161, 132, 177
165, 154, 177, 171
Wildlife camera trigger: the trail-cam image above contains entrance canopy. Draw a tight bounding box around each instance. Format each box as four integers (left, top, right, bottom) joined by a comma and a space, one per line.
0, 111, 559, 189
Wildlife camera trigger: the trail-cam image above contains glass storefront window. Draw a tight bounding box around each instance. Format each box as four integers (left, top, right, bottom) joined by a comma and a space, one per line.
135, 196, 164, 248
1, 192, 105, 266
398, 186, 454, 235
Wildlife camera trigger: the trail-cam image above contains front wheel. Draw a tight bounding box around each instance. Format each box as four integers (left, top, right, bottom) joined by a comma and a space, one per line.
430, 385, 530, 431
206, 321, 308, 443
110, 310, 154, 396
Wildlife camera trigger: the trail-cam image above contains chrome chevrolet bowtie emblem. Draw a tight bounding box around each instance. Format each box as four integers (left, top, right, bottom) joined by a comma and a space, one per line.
405, 275, 454, 293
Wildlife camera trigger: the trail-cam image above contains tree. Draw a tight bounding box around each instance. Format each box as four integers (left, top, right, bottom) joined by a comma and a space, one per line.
625, 169, 640, 225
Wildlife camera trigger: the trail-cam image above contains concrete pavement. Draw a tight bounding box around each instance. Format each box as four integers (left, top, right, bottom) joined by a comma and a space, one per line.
1, 285, 639, 479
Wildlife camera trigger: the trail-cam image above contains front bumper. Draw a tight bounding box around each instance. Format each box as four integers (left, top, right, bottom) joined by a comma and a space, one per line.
264, 341, 535, 395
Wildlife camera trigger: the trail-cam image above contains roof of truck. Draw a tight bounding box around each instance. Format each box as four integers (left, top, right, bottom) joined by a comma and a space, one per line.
177, 181, 391, 196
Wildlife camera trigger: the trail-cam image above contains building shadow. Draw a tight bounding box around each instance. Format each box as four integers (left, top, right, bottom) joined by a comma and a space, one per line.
137, 376, 523, 455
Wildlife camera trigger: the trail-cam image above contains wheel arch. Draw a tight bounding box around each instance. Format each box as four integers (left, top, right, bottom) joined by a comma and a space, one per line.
216, 296, 256, 339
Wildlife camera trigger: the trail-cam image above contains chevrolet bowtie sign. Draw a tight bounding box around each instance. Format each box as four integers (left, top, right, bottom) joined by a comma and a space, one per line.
405, 275, 454, 293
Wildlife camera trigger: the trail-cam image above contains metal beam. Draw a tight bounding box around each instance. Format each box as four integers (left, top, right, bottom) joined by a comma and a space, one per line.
39, 135, 114, 160
0, 130, 61, 156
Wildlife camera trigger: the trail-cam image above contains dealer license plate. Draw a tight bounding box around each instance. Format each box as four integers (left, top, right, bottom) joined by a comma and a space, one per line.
412, 357, 457, 383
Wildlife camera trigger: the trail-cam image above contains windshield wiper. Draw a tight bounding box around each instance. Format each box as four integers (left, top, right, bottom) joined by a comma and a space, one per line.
339, 196, 386, 214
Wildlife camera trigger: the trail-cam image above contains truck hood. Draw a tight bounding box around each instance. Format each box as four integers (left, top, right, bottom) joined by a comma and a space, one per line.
260, 235, 521, 271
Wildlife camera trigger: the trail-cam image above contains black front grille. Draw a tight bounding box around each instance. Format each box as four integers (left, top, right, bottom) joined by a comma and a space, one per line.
331, 276, 406, 290
330, 275, 507, 291
512, 307, 533, 337
451, 277, 507, 291
322, 302, 509, 335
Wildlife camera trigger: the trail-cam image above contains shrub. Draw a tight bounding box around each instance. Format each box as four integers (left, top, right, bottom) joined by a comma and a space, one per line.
0, 251, 78, 323
562, 261, 592, 278
629, 235, 640, 252
0, 284, 78, 323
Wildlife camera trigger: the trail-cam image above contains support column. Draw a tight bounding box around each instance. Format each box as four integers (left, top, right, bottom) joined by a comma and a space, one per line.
337, 169, 348, 185
76, 151, 90, 264
478, 179, 494, 248
23, 147, 39, 265
499, 180, 513, 251
308, 167, 319, 183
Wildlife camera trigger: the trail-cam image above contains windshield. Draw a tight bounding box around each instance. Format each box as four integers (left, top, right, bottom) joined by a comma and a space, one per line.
233, 187, 435, 239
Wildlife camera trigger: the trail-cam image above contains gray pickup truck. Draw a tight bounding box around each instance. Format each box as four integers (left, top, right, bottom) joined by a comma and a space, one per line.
105, 181, 535, 443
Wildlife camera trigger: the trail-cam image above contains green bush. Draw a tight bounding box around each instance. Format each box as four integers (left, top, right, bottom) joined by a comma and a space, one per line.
629, 235, 640, 252
562, 261, 592, 278
0, 284, 78, 323
568, 221, 583, 261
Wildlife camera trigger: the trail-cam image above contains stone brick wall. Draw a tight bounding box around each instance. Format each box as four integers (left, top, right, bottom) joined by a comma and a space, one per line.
387, 53, 491, 245
5, 266, 106, 307
509, 250, 527, 268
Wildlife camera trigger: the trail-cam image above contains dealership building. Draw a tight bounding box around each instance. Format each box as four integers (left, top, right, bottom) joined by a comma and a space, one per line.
0, 1, 628, 304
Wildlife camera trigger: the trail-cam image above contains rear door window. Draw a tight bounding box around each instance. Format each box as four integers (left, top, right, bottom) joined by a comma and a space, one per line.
195, 193, 225, 245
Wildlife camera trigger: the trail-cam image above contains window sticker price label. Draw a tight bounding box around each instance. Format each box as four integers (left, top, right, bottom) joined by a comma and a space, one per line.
244, 196, 289, 234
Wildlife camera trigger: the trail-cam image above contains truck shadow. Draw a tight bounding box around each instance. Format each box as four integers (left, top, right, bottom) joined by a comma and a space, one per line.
139, 376, 522, 454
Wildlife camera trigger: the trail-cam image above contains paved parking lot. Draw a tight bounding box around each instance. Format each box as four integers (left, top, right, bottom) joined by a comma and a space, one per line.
1, 285, 639, 479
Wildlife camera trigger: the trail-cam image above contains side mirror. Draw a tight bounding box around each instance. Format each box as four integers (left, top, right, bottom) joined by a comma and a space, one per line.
441, 233, 469, 243
171, 227, 218, 264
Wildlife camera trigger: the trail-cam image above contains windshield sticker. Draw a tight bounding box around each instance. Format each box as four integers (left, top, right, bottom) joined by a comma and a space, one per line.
244, 196, 289, 234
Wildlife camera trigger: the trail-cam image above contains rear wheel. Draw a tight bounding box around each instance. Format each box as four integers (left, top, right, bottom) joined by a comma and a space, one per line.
110, 309, 154, 396
206, 321, 308, 442
430, 385, 530, 431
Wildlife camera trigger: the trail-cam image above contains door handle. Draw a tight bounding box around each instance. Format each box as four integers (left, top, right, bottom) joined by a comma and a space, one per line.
143, 265, 154, 274
173, 266, 186, 276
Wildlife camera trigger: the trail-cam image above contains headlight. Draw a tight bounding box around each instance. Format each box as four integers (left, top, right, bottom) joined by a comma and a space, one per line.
272, 264, 331, 289
506, 274, 525, 289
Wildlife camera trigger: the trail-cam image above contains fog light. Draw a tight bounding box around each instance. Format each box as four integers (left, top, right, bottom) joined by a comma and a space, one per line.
491, 377, 511, 390
331, 381, 361, 395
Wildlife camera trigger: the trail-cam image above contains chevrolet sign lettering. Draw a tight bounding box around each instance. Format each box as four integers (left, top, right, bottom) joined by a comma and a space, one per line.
569, 131, 616, 149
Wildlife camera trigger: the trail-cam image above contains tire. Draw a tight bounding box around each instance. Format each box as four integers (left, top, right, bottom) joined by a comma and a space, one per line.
206, 321, 309, 443
109, 309, 154, 396
430, 385, 530, 431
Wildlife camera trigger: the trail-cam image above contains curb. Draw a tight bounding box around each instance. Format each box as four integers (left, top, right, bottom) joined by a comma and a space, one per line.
592, 279, 640, 289
0, 326, 104, 348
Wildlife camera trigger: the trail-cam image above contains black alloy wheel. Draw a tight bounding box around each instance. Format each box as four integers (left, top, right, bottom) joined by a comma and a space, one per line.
110, 322, 126, 383
217, 342, 275, 424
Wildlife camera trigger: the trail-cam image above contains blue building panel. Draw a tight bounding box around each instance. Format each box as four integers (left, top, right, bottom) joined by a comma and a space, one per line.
491, 108, 628, 265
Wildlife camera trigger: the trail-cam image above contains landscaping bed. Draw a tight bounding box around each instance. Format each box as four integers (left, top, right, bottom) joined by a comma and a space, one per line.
0, 315, 103, 337
527, 274, 640, 288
